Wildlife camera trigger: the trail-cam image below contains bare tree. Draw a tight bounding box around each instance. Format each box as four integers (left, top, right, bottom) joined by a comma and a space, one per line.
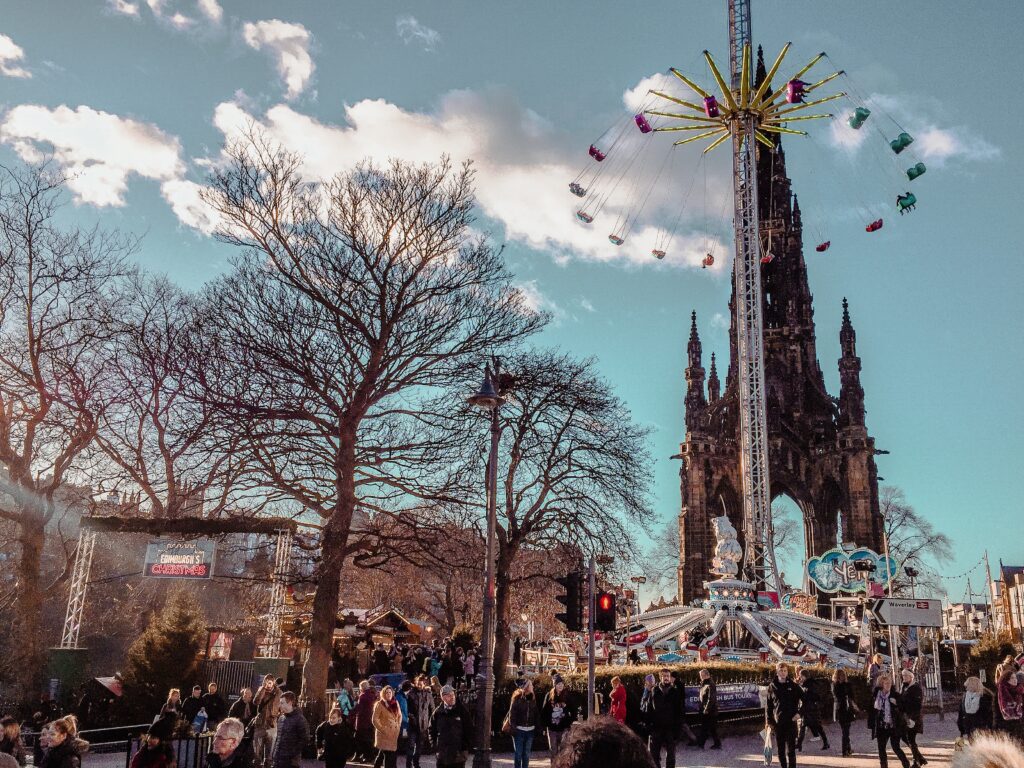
0, 164, 133, 695
94, 274, 252, 518
880, 485, 952, 596
440, 349, 654, 677
197, 136, 542, 707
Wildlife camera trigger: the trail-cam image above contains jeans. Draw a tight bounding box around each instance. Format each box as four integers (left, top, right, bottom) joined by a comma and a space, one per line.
774, 720, 798, 768
547, 729, 565, 764
876, 726, 910, 768
253, 726, 277, 768
649, 730, 677, 768
405, 731, 424, 768
513, 728, 535, 768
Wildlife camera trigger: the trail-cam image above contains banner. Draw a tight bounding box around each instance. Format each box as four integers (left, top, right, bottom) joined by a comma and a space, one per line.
144, 540, 216, 579
805, 546, 899, 594
208, 631, 233, 660
683, 682, 762, 712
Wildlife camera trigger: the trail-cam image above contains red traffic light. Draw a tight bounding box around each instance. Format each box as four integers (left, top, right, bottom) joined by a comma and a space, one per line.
594, 590, 616, 631
598, 594, 613, 611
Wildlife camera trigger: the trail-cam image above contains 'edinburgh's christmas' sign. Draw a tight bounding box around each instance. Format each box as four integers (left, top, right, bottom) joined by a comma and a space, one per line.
144, 540, 216, 579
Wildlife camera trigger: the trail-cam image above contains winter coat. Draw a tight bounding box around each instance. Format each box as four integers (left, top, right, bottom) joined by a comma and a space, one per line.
271, 710, 309, 768
958, 690, 994, 735
395, 691, 409, 731
649, 684, 681, 734
900, 682, 924, 735
130, 744, 175, 768
228, 698, 256, 725
202, 693, 228, 723
371, 701, 402, 752
206, 740, 255, 768
542, 690, 577, 733
354, 690, 377, 734
832, 681, 856, 724
873, 689, 907, 735
610, 685, 627, 724
314, 720, 353, 762
997, 677, 1024, 721
463, 655, 476, 677
336, 689, 356, 719
766, 679, 803, 727
183, 695, 205, 725
699, 679, 718, 717
159, 701, 183, 723
0, 736, 27, 766
406, 689, 434, 736
430, 702, 471, 765
798, 679, 822, 720
40, 740, 81, 768
373, 650, 390, 674
252, 686, 281, 730
508, 693, 538, 730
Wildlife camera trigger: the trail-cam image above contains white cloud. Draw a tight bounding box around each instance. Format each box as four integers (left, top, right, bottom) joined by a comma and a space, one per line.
396, 16, 440, 52
107, 0, 140, 16
579, 298, 596, 313
0, 105, 183, 206
242, 20, 314, 100
915, 126, 999, 166
0, 33, 31, 79
196, 0, 223, 24
202, 85, 728, 270
160, 178, 221, 234
514, 279, 561, 320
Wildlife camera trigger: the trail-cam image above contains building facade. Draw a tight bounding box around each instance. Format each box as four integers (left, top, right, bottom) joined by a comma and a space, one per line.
675, 49, 886, 604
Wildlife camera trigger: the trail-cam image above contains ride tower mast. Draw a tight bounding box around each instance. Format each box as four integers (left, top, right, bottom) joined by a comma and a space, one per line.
726, 0, 780, 595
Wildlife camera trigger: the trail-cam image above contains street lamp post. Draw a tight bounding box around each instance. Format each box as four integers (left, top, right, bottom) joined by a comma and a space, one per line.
625, 575, 646, 663
468, 365, 505, 768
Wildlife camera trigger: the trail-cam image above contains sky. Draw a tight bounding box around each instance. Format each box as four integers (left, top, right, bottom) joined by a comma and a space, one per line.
1, 0, 1021, 609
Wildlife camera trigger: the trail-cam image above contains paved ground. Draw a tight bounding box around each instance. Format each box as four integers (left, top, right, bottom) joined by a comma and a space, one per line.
87, 713, 960, 768
338, 713, 960, 768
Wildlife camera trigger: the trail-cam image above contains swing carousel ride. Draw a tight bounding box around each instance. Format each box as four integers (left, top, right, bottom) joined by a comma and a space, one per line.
570, 0, 927, 666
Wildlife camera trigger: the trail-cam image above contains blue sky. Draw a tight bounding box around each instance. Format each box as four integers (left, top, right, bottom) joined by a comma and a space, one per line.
1, 1, 1020, 607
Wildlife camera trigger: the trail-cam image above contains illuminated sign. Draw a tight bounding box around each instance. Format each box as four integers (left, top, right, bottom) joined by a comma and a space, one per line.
143, 540, 216, 579
805, 547, 899, 594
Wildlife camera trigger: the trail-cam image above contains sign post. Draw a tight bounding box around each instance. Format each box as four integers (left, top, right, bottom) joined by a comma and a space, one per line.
871, 599, 943, 628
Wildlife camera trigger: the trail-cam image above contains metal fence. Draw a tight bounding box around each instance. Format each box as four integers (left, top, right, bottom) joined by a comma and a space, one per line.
197, 660, 258, 698
125, 733, 214, 768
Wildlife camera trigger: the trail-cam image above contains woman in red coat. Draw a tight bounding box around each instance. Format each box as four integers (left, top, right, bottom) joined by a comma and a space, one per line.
609, 676, 627, 724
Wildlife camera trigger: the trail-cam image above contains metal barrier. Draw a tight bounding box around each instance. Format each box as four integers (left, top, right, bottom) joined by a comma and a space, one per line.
198, 660, 259, 699
18, 724, 152, 758
126, 733, 214, 768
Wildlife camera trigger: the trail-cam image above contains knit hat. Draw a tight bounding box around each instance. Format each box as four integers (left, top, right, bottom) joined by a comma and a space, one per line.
440, 685, 455, 696
552, 673, 564, 685
147, 715, 175, 741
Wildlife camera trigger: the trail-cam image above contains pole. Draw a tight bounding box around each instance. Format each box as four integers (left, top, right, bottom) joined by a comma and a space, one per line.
472, 394, 501, 768
880, 521, 902, 689
587, 556, 596, 718
625, 596, 631, 664
932, 628, 945, 720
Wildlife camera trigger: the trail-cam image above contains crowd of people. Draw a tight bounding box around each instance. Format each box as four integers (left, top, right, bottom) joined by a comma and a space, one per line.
0, 714, 89, 768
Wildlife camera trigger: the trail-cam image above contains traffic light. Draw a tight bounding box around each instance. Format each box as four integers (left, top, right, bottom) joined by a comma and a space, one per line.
555, 572, 584, 631
595, 590, 617, 632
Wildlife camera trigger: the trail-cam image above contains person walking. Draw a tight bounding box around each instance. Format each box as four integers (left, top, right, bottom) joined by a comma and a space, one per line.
252, 676, 282, 768
766, 662, 804, 768
507, 679, 539, 768
637, 674, 656, 742
315, 708, 353, 768
796, 669, 830, 751
832, 669, 857, 757
203, 683, 229, 731
958, 676, 994, 741
372, 686, 403, 768
159, 689, 184, 725
609, 676, 627, 724
696, 669, 721, 750
429, 685, 471, 768
899, 670, 927, 767
997, 667, 1024, 738
670, 671, 697, 747
354, 680, 378, 763
648, 669, 681, 768
229, 688, 256, 725
542, 675, 577, 764
336, 680, 356, 722
207, 717, 255, 768
40, 718, 87, 768
270, 692, 308, 768
183, 686, 206, 730
405, 676, 434, 768
873, 675, 911, 768
0, 716, 28, 766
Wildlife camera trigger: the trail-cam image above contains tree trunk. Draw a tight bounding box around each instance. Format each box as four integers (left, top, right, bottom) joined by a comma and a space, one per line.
492, 548, 514, 682
16, 507, 47, 699
300, 428, 356, 719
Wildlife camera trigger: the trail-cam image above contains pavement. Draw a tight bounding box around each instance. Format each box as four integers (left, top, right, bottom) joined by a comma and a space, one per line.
85, 713, 960, 768
338, 712, 960, 767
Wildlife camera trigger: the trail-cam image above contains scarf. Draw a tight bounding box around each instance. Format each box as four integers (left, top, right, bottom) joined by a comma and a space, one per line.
964, 691, 981, 715
874, 690, 893, 727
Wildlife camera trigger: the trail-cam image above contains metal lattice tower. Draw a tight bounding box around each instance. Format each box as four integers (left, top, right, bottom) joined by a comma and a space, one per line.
259, 529, 293, 657
61, 528, 99, 649
727, 0, 781, 595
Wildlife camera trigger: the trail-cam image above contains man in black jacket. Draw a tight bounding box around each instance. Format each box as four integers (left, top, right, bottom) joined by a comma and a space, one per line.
649, 669, 681, 768
271, 692, 309, 768
900, 670, 927, 767
696, 669, 721, 749
183, 686, 205, 727
429, 686, 471, 768
766, 663, 804, 768
203, 683, 228, 730
795, 670, 829, 751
